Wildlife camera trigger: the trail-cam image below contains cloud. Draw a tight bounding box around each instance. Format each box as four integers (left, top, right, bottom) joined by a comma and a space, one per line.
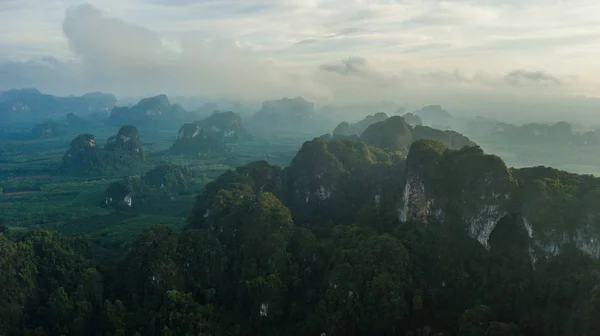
319, 57, 368, 76
1, 1, 600, 124
37, 4, 327, 101
294, 39, 317, 45
505, 70, 562, 86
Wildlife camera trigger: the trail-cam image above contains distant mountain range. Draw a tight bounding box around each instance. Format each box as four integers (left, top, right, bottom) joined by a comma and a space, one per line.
0, 88, 116, 123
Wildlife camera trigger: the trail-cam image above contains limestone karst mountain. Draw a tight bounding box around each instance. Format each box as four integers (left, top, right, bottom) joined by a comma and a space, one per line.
250, 96, 316, 130
192, 134, 600, 259
61, 133, 103, 175
171, 111, 249, 155
105, 125, 144, 157
109, 94, 189, 125
401, 112, 423, 127
332, 112, 389, 138
0, 88, 116, 122
104, 164, 195, 208
330, 115, 476, 154
61, 125, 146, 175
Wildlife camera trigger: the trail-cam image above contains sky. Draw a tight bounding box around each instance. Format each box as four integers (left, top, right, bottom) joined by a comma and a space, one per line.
1, 0, 600, 122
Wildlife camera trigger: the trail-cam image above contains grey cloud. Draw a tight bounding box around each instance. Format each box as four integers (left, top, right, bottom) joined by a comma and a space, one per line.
319, 57, 368, 76
325, 27, 364, 38
505, 70, 562, 86
423, 69, 474, 83
294, 39, 317, 45
63, 4, 165, 65
0, 4, 331, 101
0, 57, 84, 95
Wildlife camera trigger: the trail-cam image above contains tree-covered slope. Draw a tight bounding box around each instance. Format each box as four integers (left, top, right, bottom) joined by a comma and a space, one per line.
329, 115, 477, 154
2, 133, 600, 335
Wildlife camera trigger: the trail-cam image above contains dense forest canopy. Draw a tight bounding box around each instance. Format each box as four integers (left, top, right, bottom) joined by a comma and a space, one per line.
2, 130, 600, 335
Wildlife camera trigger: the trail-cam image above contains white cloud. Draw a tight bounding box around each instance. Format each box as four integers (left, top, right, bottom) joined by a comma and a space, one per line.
1, 1, 600, 122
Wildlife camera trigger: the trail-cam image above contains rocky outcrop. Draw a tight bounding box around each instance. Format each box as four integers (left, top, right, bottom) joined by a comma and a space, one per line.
513, 167, 600, 259
399, 141, 516, 248
397, 142, 600, 257
171, 111, 249, 155
104, 177, 143, 208
109, 94, 188, 125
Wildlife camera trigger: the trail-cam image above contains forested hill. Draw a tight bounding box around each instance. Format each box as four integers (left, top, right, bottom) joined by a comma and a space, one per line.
1, 137, 600, 335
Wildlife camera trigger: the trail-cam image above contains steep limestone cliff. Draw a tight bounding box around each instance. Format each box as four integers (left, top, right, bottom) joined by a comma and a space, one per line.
399, 141, 516, 248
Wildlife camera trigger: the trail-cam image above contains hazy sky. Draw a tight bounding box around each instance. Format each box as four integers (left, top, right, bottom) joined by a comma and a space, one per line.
1, 0, 600, 121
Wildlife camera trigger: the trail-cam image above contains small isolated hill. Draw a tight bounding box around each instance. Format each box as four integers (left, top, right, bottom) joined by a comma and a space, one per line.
61, 125, 146, 175
104, 164, 195, 208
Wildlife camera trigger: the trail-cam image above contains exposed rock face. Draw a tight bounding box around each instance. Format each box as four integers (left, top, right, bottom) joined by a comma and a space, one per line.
104, 177, 143, 208
333, 113, 389, 138
31, 120, 61, 138
61, 134, 103, 174
109, 94, 188, 125
190, 132, 600, 260
398, 140, 446, 224
285, 139, 346, 211
513, 167, 600, 259
171, 111, 249, 155
399, 141, 516, 248
252, 97, 315, 129
397, 142, 600, 257
104, 164, 194, 208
